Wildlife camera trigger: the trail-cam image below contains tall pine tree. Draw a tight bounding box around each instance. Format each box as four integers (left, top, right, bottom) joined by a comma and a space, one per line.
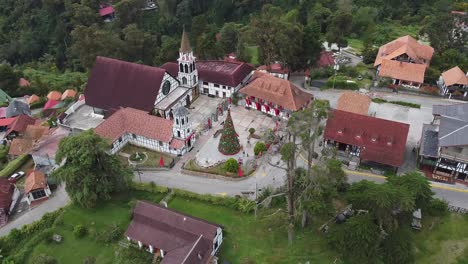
218, 109, 241, 155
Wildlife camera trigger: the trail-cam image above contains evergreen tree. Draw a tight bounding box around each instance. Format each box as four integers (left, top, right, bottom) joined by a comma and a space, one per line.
218, 109, 241, 155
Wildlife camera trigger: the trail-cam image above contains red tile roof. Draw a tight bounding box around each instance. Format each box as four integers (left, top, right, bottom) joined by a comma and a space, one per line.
61, 89, 77, 100
27, 95, 40, 105
95, 108, 174, 144
99, 6, 114, 16
0, 178, 14, 211
374, 35, 434, 67
0, 117, 16, 127
47, 91, 62, 101
336, 92, 371, 115
442, 66, 468, 87
125, 201, 220, 261
6, 115, 37, 137
324, 110, 409, 167
240, 71, 313, 111
25, 170, 47, 194
378, 59, 426, 84
8, 138, 33, 156
85, 57, 166, 113
257, 63, 289, 74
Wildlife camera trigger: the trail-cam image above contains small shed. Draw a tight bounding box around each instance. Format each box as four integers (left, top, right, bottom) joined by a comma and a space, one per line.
24, 170, 52, 205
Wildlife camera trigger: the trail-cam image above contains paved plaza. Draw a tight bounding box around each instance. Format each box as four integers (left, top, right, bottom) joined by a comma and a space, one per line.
194, 102, 276, 167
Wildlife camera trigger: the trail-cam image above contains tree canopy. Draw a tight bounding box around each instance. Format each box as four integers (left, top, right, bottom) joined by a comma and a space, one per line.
52, 130, 133, 208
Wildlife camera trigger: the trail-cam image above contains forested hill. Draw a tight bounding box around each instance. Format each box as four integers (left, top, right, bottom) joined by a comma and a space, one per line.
0, 0, 466, 95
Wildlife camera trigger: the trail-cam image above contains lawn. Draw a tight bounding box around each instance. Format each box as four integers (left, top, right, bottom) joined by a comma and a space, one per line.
169, 197, 337, 263
414, 213, 468, 264
346, 38, 364, 53
119, 144, 175, 168
245, 46, 260, 66
26, 190, 165, 264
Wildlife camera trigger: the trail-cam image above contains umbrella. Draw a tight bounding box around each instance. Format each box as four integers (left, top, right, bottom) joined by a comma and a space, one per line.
159, 156, 164, 167
238, 164, 243, 177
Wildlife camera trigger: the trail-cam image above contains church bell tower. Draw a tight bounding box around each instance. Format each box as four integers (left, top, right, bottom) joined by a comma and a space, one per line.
177, 28, 198, 91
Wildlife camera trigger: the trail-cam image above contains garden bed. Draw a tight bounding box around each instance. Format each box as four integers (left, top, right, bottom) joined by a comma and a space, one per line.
183, 159, 251, 178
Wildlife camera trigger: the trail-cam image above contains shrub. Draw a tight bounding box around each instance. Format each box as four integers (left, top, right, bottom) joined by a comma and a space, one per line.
426, 198, 448, 217
29, 97, 47, 109
372, 98, 387, 104
231, 92, 239, 106
325, 77, 359, 90
83, 256, 96, 264
389, 101, 421, 109
254, 142, 268, 156
73, 224, 88, 238
172, 189, 255, 213
248, 127, 255, 135
95, 223, 122, 243
32, 254, 58, 264
0, 154, 30, 177
131, 182, 168, 194
224, 158, 238, 173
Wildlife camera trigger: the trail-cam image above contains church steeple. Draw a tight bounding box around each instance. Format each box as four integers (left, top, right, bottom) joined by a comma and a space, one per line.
180, 26, 192, 53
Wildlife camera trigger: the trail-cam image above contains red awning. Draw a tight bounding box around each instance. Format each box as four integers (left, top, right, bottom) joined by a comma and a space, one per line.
159, 156, 164, 167
256, 102, 261, 110
0, 117, 16, 127
264, 105, 270, 112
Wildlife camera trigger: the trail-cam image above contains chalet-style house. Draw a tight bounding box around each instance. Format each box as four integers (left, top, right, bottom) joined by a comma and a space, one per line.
324, 110, 409, 170
419, 103, 468, 184
85, 30, 253, 120
374, 35, 434, 89
125, 201, 223, 264
0, 178, 20, 227
336, 91, 371, 116
257, 63, 289, 80
24, 170, 52, 205
239, 71, 313, 119
438, 66, 468, 98
95, 107, 193, 156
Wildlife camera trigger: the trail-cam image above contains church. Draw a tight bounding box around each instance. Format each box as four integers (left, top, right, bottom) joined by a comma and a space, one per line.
84, 30, 253, 120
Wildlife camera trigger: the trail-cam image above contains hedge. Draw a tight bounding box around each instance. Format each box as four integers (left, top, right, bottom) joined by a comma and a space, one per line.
0, 154, 30, 177
371, 98, 421, 109
325, 78, 359, 90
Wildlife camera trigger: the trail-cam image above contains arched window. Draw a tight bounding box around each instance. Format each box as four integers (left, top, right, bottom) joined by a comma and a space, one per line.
186, 117, 188, 123
190, 64, 193, 72
184, 64, 188, 73
182, 77, 187, 85
182, 118, 185, 125
177, 131, 181, 138
179, 63, 183, 72
176, 118, 179, 125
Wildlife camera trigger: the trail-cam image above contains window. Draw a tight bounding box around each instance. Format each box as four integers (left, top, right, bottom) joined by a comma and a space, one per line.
177, 131, 181, 138
203, 88, 209, 93
182, 118, 185, 125
187, 129, 190, 133
179, 63, 183, 72
176, 118, 179, 125
203, 82, 208, 85
184, 64, 189, 73
214, 84, 219, 88
32, 189, 47, 200
132, 134, 137, 139
118, 137, 122, 142
159, 141, 163, 146
182, 77, 187, 85
186, 117, 188, 123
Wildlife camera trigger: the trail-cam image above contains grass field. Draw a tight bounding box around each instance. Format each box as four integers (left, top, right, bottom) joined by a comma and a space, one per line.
415, 213, 468, 264
245, 46, 260, 66
346, 38, 364, 53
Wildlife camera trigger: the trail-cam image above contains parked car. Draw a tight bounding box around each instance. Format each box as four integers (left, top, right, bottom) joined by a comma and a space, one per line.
8, 171, 25, 182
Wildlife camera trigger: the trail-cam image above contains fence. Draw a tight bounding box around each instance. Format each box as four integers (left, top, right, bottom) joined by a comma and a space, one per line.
448, 205, 468, 214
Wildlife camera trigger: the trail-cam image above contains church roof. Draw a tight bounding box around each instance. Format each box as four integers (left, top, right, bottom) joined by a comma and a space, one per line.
180, 29, 192, 53
85, 57, 166, 113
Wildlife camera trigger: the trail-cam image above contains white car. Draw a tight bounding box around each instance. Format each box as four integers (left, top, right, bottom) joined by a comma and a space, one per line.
9, 171, 25, 181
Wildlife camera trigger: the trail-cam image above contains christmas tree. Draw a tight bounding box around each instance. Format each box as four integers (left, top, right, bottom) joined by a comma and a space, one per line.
218, 109, 241, 155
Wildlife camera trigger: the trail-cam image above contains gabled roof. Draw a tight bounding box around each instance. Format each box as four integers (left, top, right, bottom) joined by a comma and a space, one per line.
125, 201, 220, 263
161, 60, 254, 88
8, 138, 33, 156
441, 66, 468, 87
420, 124, 439, 158
436, 103, 468, 147
316, 51, 335, 68
47, 91, 62, 101
6, 115, 37, 137
378, 59, 426, 84
374, 35, 434, 67
336, 92, 371, 115
180, 29, 192, 53
61, 89, 77, 100
27, 95, 40, 105
240, 71, 313, 111
95, 108, 174, 143
324, 110, 409, 167
6, 100, 31, 118
0, 178, 14, 212
85, 57, 167, 112
25, 170, 47, 194
257, 63, 289, 74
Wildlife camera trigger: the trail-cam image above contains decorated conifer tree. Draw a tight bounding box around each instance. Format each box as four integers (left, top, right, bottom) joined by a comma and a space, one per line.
218, 109, 241, 155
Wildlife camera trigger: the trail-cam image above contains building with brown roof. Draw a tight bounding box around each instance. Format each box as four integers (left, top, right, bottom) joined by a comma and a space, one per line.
336, 92, 371, 115
47, 91, 62, 101
375, 35, 434, 89
439, 66, 468, 98
61, 89, 77, 100
94, 106, 194, 156
31, 127, 69, 168
24, 170, 51, 205
125, 201, 223, 264
240, 72, 313, 118
5, 115, 37, 139
8, 125, 49, 159
257, 62, 289, 80
0, 178, 19, 227
324, 110, 409, 169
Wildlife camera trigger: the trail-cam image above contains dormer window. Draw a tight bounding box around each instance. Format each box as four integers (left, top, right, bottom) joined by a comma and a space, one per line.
337, 130, 343, 134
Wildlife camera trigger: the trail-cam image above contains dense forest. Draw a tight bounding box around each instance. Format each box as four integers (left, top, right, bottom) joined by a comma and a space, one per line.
0, 0, 467, 96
